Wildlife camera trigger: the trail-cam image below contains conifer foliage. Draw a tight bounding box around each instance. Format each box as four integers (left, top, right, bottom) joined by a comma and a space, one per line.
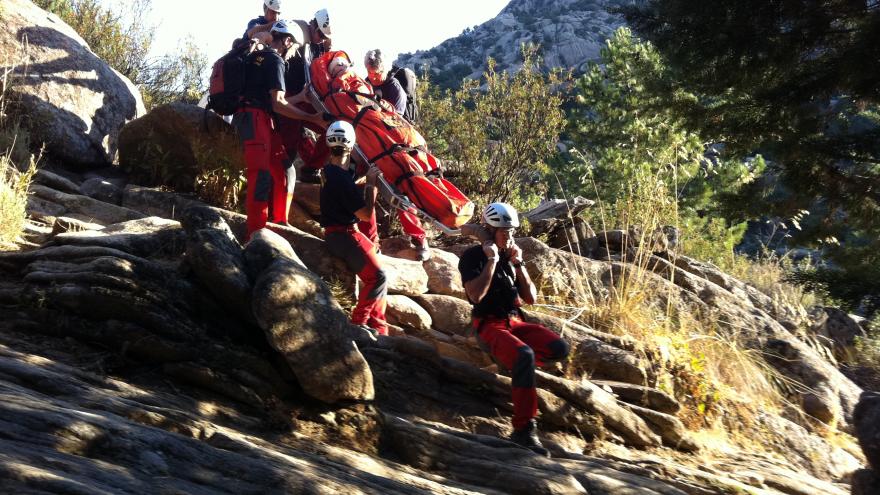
625, 0, 880, 313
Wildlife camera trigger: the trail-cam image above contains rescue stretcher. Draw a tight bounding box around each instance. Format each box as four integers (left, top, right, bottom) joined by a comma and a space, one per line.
302, 48, 473, 236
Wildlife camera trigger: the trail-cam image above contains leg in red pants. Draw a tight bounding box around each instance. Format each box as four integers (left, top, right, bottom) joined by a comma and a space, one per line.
300, 127, 330, 182
476, 316, 570, 429
325, 227, 388, 334
398, 207, 426, 243
357, 208, 379, 246
233, 108, 289, 239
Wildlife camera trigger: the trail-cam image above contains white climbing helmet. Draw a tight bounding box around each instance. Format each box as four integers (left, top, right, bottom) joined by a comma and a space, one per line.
314, 8, 332, 38
264, 0, 282, 13
269, 21, 300, 44
328, 56, 350, 78
326, 121, 355, 149
482, 202, 520, 228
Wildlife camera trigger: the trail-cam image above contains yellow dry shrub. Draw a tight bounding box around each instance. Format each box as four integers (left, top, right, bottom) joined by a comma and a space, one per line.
0, 153, 34, 246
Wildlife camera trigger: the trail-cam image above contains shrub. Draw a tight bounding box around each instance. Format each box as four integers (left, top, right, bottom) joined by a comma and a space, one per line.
0, 43, 37, 247
0, 153, 35, 246
419, 46, 568, 211
558, 27, 751, 266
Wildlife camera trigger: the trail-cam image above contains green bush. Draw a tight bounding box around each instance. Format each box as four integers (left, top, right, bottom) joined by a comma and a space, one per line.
419, 47, 568, 211
557, 28, 750, 263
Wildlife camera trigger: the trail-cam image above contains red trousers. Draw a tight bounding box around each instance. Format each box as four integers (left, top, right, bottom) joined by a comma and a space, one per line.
277, 101, 328, 172
475, 316, 570, 429
325, 224, 388, 334
354, 190, 425, 245
234, 107, 289, 239
399, 208, 426, 243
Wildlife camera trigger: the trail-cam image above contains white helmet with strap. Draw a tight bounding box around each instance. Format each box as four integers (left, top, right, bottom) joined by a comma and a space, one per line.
269, 21, 301, 44
264, 0, 282, 13
326, 121, 355, 149
482, 202, 520, 228
314, 8, 332, 38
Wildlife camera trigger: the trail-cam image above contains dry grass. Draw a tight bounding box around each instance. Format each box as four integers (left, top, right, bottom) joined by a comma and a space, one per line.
0, 153, 35, 246
725, 252, 821, 317
327, 277, 357, 313
0, 39, 37, 248
546, 169, 810, 453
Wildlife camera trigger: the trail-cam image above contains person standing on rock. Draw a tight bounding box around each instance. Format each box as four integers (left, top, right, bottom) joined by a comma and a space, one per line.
320, 121, 389, 336
233, 21, 321, 239
243, 0, 283, 44
289, 8, 335, 184
458, 202, 570, 457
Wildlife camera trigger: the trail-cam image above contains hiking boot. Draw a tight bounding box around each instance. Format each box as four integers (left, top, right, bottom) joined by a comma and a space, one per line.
509, 420, 550, 457
299, 167, 321, 184
410, 236, 431, 261
352, 324, 379, 343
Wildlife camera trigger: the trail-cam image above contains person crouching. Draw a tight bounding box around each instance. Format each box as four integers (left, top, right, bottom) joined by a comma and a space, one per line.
320, 121, 388, 336
458, 203, 570, 457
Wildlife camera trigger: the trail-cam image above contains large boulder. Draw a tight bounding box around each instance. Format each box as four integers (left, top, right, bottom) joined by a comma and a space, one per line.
180, 206, 252, 323
412, 294, 473, 337
515, 237, 607, 304
0, 0, 145, 167
385, 295, 432, 332
247, 229, 374, 403
119, 102, 243, 192
423, 248, 466, 299
380, 254, 429, 296
808, 306, 867, 360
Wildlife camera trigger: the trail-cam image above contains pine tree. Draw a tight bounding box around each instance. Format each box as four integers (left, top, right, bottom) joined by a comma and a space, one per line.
624, 0, 880, 313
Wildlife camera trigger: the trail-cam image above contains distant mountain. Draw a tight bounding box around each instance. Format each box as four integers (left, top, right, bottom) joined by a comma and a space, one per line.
396, 0, 641, 88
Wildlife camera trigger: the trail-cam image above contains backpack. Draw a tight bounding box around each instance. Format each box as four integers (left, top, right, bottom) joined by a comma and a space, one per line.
388, 66, 419, 124
207, 39, 260, 116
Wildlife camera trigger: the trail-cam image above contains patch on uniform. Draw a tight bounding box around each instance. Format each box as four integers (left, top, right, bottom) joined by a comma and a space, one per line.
232, 111, 255, 145
254, 169, 272, 202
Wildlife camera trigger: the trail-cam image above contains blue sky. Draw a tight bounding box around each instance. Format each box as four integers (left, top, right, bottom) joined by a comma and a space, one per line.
148, 0, 509, 76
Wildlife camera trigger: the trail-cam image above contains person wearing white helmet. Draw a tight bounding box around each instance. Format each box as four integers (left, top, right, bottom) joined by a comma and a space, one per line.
232, 21, 320, 240
457, 202, 570, 457
243, 0, 284, 44
319, 121, 388, 335
289, 8, 333, 55
289, 8, 336, 184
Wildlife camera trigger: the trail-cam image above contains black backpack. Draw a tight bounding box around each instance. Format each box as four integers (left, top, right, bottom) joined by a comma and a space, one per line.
207, 39, 260, 116
388, 66, 419, 124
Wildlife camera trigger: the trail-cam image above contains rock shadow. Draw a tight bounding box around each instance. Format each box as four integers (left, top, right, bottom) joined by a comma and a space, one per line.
3, 26, 142, 167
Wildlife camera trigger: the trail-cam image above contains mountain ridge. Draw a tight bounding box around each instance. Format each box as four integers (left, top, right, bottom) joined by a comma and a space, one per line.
395, 0, 641, 87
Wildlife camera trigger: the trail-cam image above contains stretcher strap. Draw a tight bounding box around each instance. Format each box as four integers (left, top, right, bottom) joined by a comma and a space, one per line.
393, 170, 424, 187
350, 106, 372, 129
369, 143, 424, 164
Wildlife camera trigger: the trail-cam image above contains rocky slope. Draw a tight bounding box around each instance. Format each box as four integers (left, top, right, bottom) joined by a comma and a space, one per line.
396, 0, 640, 87
2, 1, 878, 493
0, 155, 869, 494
